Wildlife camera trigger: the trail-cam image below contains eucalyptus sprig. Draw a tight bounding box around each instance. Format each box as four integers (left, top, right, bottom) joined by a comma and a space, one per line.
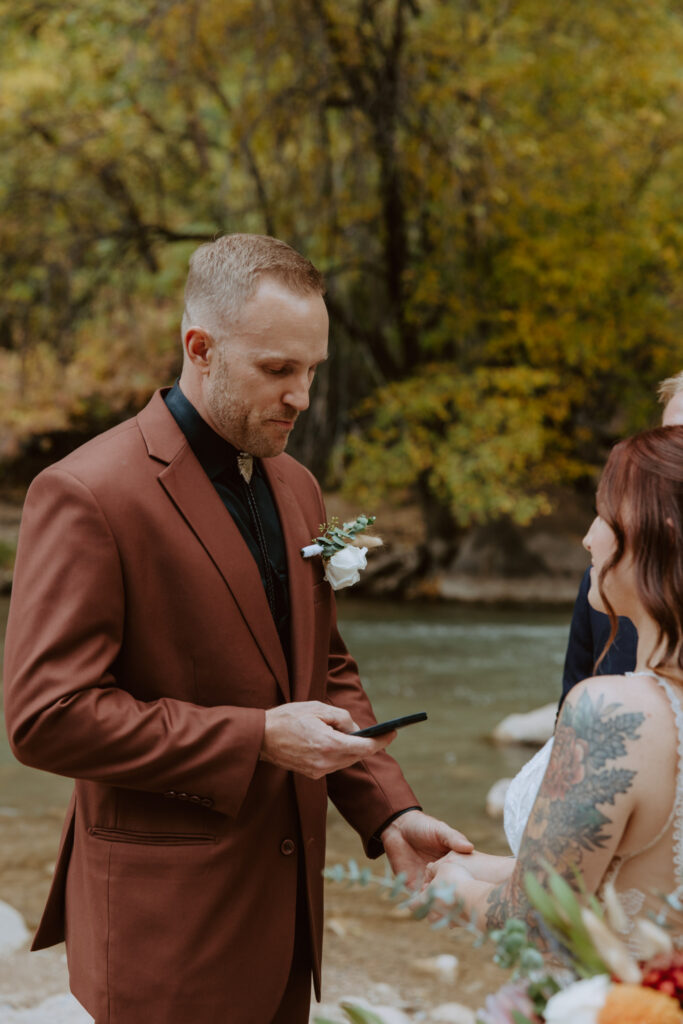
312, 514, 377, 560
322, 858, 481, 937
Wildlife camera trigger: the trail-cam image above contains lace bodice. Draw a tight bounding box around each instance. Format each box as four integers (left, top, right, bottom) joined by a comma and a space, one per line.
504, 737, 554, 858
503, 671, 683, 952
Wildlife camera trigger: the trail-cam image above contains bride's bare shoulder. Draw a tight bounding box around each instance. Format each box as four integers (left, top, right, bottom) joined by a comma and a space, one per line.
559, 672, 676, 726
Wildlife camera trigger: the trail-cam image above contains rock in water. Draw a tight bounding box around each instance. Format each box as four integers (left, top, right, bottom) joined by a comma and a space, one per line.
0, 902, 29, 956
492, 703, 556, 746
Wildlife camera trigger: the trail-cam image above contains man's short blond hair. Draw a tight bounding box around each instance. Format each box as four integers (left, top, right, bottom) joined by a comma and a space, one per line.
181, 234, 325, 340
658, 371, 683, 404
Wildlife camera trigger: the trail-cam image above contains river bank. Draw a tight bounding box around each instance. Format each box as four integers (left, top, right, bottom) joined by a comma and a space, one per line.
0, 489, 589, 604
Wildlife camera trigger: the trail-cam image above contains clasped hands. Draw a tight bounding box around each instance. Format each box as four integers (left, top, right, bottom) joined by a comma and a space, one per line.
414, 849, 515, 922
260, 701, 473, 884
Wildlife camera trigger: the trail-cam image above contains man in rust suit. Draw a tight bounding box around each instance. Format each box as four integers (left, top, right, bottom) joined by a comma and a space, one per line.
4, 234, 471, 1024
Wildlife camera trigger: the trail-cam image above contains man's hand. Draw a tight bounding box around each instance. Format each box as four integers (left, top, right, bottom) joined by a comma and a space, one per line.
260, 701, 396, 779
381, 810, 473, 888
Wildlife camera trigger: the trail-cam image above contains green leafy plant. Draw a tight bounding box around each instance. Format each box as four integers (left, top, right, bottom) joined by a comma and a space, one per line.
311, 515, 377, 560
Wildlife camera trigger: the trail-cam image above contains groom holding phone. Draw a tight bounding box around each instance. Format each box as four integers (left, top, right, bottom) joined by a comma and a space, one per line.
4, 233, 470, 1024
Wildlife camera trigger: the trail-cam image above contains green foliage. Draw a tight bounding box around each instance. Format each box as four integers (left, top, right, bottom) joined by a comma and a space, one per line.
0, 540, 16, 570
340, 1005, 386, 1024
524, 866, 608, 978
312, 515, 377, 559
322, 859, 475, 934
342, 365, 583, 528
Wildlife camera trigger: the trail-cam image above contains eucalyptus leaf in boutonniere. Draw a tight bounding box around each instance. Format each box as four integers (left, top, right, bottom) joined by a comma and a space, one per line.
301, 514, 383, 591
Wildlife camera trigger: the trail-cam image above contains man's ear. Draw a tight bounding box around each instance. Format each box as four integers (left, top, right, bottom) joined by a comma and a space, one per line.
184, 327, 215, 375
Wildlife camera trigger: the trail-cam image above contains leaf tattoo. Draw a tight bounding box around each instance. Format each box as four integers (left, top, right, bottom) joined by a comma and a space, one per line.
484, 689, 644, 943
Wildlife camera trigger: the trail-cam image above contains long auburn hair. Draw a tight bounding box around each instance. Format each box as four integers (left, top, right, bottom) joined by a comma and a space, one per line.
596, 425, 683, 677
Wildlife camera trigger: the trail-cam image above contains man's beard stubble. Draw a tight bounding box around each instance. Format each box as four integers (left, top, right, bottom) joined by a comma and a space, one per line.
205, 350, 295, 458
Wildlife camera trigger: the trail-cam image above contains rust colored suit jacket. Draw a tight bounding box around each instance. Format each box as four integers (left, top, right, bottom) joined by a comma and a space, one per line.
3, 391, 418, 1024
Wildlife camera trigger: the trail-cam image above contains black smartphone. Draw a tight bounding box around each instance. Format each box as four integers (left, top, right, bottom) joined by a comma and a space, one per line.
353, 712, 428, 737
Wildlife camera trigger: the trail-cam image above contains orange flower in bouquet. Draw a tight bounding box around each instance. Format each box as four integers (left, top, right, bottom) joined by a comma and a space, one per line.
597, 982, 683, 1023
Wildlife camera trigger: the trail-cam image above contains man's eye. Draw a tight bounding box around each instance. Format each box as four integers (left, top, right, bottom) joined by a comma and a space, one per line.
264, 366, 288, 375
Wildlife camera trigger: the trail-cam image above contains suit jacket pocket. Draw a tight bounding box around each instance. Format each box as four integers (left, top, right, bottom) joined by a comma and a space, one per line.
88, 826, 216, 846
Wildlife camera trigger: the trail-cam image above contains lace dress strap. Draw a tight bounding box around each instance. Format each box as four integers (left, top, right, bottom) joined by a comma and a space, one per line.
598, 671, 683, 949
611, 672, 683, 886
648, 673, 683, 896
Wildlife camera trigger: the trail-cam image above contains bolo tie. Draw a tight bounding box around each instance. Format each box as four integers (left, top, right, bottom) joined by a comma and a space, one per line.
237, 452, 277, 618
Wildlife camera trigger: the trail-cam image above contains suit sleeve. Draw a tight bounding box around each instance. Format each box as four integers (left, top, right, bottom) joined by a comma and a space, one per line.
3, 468, 265, 818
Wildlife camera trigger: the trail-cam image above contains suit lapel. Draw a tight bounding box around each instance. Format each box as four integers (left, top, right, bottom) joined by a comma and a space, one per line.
263, 459, 316, 704
138, 393, 290, 699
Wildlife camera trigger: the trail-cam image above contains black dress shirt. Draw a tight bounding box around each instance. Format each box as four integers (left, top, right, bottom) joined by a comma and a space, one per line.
165, 383, 418, 847
164, 383, 291, 666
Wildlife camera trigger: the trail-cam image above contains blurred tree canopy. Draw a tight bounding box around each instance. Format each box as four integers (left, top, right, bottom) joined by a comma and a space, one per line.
2, 0, 683, 544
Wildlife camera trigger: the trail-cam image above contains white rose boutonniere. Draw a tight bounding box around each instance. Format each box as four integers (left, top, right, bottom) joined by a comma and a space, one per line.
301, 514, 382, 591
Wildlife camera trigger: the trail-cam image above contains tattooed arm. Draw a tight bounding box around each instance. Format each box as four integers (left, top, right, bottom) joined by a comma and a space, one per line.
425, 677, 645, 942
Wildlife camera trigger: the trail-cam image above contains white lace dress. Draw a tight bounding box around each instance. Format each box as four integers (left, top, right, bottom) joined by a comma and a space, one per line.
502, 671, 683, 952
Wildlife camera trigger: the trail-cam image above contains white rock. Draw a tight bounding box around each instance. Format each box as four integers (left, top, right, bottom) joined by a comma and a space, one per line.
368, 983, 402, 1004
0, 902, 29, 956
485, 777, 511, 819
411, 953, 459, 982
492, 702, 556, 746
430, 1003, 477, 1024
0, 993, 93, 1023
325, 917, 347, 938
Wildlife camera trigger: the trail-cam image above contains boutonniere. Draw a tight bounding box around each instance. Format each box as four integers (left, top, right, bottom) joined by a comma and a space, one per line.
301, 514, 383, 591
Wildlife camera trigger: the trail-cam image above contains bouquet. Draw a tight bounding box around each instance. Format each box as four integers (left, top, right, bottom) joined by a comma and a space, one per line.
318, 861, 683, 1024
478, 870, 683, 1024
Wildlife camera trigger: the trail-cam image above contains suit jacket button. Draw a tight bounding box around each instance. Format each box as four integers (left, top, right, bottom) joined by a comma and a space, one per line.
200, 798, 214, 808
280, 838, 296, 856
178, 792, 188, 800
164, 790, 177, 799
189, 794, 201, 803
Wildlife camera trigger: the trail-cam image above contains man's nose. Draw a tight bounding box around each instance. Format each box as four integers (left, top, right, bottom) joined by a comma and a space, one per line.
283, 379, 311, 412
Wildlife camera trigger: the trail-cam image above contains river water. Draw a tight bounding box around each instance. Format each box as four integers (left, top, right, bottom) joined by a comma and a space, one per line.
0, 595, 571, 849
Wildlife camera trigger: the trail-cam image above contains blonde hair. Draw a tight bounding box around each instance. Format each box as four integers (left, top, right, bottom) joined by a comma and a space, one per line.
658, 371, 683, 404
181, 234, 325, 340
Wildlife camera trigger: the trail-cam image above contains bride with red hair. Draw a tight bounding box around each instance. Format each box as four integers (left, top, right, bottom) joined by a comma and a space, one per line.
426, 426, 683, 951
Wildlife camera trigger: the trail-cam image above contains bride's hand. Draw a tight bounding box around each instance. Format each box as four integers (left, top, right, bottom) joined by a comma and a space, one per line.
424, 852, 475, 890
428, 849, 515, 885
421, 851, 501, 924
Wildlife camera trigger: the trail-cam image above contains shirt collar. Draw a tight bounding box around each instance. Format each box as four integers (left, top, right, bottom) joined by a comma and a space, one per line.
164, 381, 251, 482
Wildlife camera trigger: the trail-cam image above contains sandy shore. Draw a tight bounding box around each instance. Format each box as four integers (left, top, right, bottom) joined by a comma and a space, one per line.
0, 804, 510, 1022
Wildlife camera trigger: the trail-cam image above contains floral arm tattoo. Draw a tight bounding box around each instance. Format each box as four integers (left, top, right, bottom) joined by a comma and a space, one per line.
484, 690, 644, 944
